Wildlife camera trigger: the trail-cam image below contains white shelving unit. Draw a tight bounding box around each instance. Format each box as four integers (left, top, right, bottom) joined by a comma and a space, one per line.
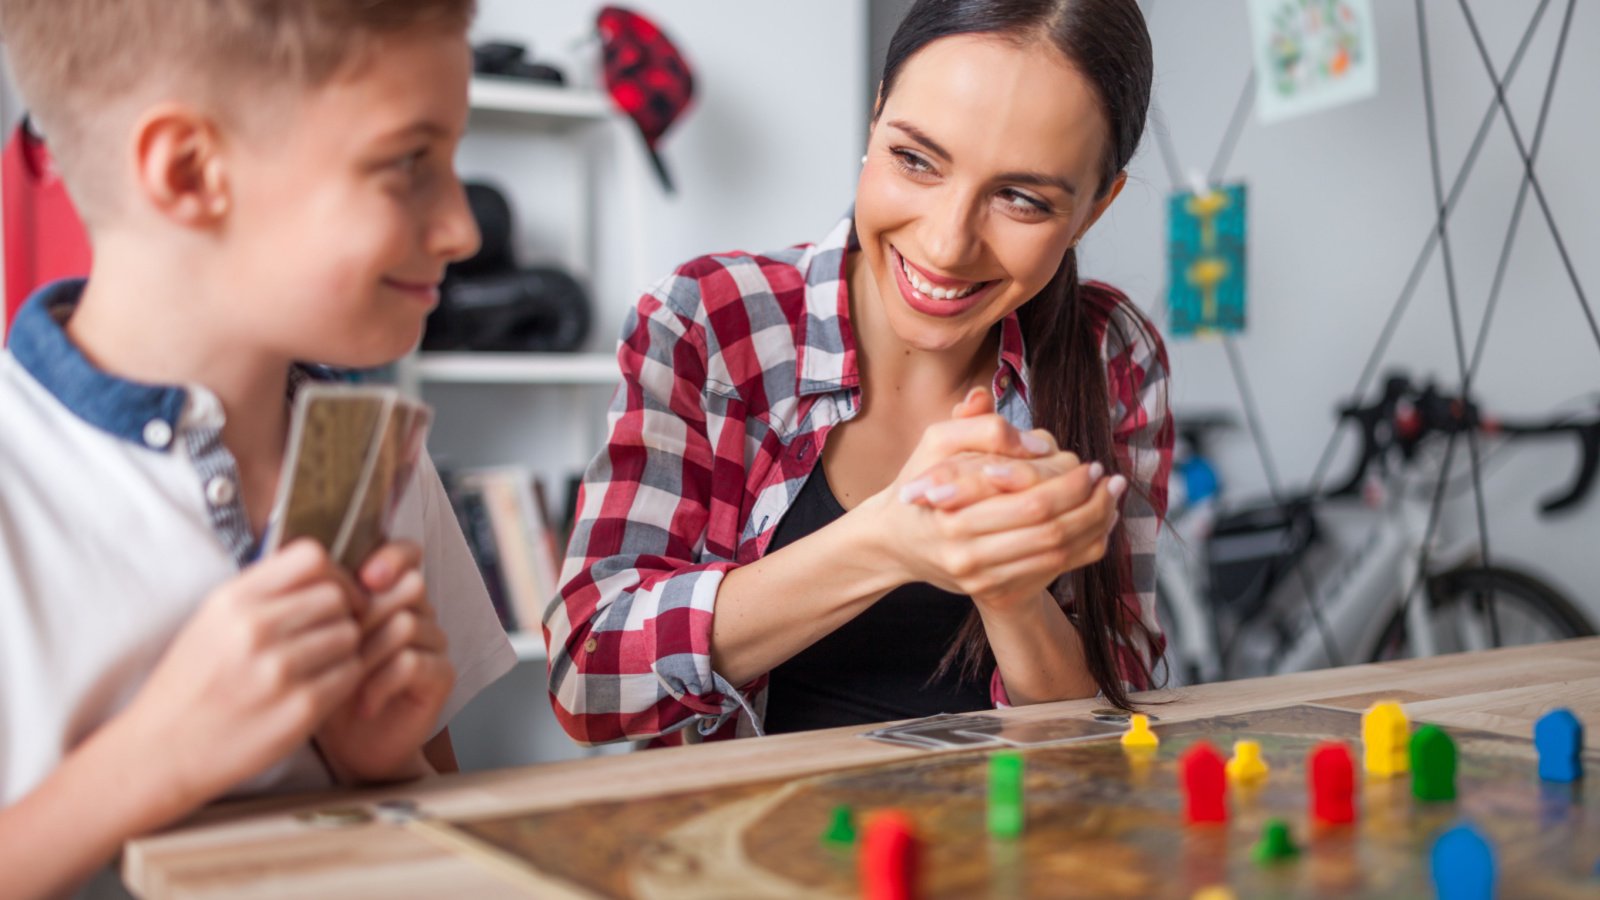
423, 75, 638, 769
467, 78, 610, 126
410, 351, 620, 386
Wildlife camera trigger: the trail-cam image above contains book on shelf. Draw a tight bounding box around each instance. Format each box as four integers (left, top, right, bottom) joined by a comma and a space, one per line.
443, 466, 566, 638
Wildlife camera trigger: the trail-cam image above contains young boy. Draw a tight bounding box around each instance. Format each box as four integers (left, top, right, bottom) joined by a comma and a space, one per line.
0, 1, 516, 896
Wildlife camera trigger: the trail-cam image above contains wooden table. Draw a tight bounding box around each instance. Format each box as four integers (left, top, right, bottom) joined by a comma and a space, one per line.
123, 638, 1600, 898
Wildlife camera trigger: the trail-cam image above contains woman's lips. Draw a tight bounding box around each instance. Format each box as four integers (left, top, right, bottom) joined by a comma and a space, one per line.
889, 246, 995, 318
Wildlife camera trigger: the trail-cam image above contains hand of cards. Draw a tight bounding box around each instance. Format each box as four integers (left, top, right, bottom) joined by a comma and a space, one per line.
262, 385, 433, 572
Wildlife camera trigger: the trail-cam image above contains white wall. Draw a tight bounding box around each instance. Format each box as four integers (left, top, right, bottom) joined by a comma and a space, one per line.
1074, 0, 1600, 623
444, 0, 871, 767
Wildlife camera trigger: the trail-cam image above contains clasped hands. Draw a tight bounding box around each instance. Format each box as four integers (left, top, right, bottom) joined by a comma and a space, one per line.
869, 388, 1125, 614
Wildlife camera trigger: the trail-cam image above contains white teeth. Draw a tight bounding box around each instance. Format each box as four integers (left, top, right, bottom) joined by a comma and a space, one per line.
900, 255, 979, 301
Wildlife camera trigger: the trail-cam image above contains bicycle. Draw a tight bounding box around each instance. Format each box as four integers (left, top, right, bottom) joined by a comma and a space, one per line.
1155, 373, 1599, 688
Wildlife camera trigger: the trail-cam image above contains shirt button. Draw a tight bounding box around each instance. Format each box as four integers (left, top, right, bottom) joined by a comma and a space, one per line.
205, 476, 237, 507
142, 419, 173, 450
998, 373, 1013, 392
583, 638, 599, 654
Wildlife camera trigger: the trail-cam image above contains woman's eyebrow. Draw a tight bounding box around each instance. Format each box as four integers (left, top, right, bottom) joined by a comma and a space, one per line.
887, 119, 952, 162
887, 119, 1078, 198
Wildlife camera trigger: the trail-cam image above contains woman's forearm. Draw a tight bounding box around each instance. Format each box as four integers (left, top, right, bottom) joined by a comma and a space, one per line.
710, 497, 907, 686
979, 592, 1098, 705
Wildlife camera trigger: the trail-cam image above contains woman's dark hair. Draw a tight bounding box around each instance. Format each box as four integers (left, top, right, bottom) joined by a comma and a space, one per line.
877, 0, 1163, 708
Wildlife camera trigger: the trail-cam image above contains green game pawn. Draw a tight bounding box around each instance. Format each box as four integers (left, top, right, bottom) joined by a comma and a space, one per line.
822, 805, 856, 848
989, 751, 1025, 839
1252, 818, 1299, 865
1410, 724, 1457, 802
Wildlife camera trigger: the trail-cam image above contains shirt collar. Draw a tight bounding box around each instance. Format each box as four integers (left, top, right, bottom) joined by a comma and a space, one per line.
796, 209, 1031, 403
9, 279, 190, 450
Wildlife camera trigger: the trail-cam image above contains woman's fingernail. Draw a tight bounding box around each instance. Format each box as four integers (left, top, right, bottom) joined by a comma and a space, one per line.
1088, 462, 1105, 482
982, 464, 1014, 479
925, 483, 959, 503
1021, 433, 1051, 455
898, 479, 932, 503
1107, 475, 1129, 499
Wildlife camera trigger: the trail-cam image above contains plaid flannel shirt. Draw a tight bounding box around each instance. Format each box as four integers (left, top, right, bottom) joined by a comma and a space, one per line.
548, 214, 1173, 746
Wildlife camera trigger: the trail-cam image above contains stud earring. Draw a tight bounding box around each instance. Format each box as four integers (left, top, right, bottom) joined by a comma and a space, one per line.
861, 154, 869, 166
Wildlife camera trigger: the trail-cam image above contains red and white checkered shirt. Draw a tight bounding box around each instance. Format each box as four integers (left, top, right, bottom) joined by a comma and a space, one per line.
548, 214, 1173, 746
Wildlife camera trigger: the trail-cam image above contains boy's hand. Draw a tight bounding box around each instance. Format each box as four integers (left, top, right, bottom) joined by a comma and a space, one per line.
123, 540, 366, 808
314, 541, 455, 785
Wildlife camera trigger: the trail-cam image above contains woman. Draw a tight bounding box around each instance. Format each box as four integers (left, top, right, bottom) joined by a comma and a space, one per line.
548, 0, 1171, 744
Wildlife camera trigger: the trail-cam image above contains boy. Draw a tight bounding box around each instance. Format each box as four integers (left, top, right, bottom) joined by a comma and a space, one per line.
0, 1, 516, 896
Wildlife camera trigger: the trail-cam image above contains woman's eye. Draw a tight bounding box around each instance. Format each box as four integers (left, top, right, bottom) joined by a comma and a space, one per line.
1000, 189, 1050, 215
891, 148, 935, 176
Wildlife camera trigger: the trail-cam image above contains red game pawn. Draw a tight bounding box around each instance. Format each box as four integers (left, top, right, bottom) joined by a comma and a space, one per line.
1309, 742, 1357, 825
860, 811, 918, 900
1181, 741, 1229, 824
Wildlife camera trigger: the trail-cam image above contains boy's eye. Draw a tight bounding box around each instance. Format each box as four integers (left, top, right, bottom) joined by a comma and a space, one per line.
393, 148, 429, 173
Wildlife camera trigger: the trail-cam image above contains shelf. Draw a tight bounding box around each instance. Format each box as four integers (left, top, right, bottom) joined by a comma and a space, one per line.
509, 630, 548, 663
469, 77, 613, 127
413, 352, 620, 385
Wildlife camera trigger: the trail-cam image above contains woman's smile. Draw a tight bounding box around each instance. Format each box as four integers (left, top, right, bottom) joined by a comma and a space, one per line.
889, 244, 999, 318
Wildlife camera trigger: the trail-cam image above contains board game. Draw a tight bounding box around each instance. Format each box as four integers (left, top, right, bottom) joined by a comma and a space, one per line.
424, 704, 1598, 898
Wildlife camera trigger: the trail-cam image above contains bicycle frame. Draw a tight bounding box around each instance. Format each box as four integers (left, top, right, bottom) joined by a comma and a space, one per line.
1158, 446, 1482, 681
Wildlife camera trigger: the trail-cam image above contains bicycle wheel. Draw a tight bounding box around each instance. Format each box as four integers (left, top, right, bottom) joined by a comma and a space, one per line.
1370, 565, 1596, 661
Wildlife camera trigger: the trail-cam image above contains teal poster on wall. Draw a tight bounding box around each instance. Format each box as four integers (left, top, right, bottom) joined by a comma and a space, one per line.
1167, 183, 1247, 336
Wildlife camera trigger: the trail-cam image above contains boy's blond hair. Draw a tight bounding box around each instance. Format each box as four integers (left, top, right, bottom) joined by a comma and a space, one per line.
0, 0, 475, 220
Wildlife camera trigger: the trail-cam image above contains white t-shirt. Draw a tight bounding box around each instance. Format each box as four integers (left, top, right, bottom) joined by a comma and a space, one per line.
0, 281, 517, 809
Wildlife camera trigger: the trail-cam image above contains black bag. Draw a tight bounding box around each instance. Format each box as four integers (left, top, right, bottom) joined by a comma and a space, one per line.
422, 182, 592, 353
1205, 498, 1320, 621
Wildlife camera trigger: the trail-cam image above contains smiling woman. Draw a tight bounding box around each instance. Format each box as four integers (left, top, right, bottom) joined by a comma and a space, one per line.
548, 0, 1173, 747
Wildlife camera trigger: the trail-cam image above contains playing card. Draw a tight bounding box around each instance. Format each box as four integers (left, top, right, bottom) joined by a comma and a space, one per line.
979, 717, 1125, 748
264, 385, 431, 572
332, 396, 431, 571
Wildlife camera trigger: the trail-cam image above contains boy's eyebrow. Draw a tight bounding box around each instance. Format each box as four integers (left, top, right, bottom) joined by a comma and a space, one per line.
886, 118, 1079, 198
374, 120, 457, 143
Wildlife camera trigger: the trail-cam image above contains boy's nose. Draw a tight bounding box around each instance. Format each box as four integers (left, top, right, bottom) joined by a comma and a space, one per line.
433, 181, 482, 264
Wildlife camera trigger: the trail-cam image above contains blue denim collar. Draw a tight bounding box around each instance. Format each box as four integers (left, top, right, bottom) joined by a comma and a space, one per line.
9, 279, 189, 449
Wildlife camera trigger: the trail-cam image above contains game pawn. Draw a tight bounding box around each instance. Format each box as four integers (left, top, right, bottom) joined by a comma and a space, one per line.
860, 811, 917, 900
1121, 713, 1159, 750
1534, 708, 1583, 783
1309, 742, 1356, 825
988, 751, 1025, 839
822, 805, 856, 848
1226, 739, 1269, 786
1431, 823, 1495, 900
1252, 818, 1299, 866
1181, 741, 1228, 824
1410, 725, 1457, 802
1362, 700, 1409, 777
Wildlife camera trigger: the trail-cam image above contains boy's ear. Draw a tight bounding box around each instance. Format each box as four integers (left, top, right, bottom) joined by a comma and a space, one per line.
132, 103, 230, 227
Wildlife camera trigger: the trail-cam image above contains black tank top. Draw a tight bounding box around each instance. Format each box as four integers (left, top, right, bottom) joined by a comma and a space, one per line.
762, 464, 993, 734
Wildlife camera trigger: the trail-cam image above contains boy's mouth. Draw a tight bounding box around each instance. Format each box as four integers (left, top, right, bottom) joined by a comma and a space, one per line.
383, 277, 442, 306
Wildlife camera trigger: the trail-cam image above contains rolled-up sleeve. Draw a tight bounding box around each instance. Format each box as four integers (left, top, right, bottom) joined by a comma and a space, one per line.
545, 279, 744, 745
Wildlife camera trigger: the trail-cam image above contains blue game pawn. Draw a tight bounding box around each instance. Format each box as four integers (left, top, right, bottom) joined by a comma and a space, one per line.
1431, 824, 1495, 900
1534, 708, 1583, 783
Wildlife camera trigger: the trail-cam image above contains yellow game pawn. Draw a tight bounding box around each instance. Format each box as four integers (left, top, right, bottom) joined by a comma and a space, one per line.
1362, 701, 1410, 777
1121, 714, 1159, 750
1226, 739, 1269, 785
1192, 887, 1237, 900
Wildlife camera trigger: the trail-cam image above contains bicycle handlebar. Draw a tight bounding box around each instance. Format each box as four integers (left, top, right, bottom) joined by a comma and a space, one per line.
1328, 372, 1600, 516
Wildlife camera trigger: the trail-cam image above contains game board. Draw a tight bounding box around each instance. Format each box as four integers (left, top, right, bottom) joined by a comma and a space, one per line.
425, 705, 1599, 898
